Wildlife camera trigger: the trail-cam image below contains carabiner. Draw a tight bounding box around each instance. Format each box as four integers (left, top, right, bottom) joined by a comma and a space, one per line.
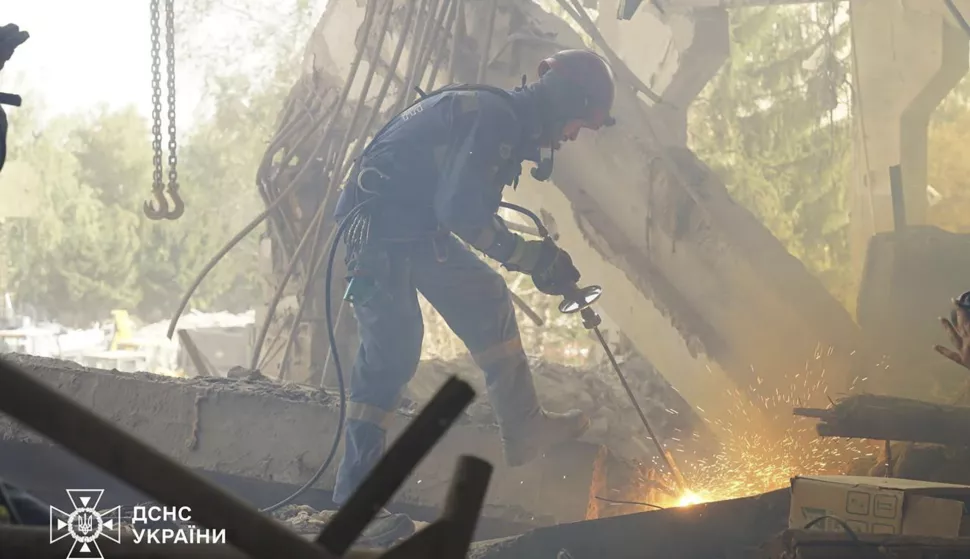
357, 166, 389, 195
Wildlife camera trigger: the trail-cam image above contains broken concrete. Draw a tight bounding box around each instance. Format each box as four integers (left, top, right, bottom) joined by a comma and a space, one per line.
856, 226, 970, 401
0, 354, 646, 526
848, 0, 969, 274
295, 0, 865, 435
409, 353, 706, 463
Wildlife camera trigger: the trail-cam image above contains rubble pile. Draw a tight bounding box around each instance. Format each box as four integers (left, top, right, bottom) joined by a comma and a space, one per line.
271, 504, 429, 547
272, 504, 335, 534
408, 353, 709, 462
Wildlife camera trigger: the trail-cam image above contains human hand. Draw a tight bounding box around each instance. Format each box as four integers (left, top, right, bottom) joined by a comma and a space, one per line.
934, 295, 970, 371
532, 246, 580, 296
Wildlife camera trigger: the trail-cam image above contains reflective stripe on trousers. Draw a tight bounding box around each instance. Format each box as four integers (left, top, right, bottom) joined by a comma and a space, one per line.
332, 235, 541, 504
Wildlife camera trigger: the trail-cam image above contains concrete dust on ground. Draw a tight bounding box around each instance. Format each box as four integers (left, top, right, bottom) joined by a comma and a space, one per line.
408, 352, 711, 463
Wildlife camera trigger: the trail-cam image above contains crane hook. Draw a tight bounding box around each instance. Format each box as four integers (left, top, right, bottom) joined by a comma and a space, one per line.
143, 190, 170, 220
165, 188, 184, 220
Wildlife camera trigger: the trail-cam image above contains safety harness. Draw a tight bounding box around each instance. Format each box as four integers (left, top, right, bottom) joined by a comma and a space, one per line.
341, 82, 545, 304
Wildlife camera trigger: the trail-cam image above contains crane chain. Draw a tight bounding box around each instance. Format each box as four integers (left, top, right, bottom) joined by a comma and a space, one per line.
144, 0, 183, 220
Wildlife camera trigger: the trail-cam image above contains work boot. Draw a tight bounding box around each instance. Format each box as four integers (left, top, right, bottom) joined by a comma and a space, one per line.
480, 345, 590, 467
502, 407, 590, 467
356, 508, 415, 548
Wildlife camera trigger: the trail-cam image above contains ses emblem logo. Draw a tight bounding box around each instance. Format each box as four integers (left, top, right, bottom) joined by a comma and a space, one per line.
49, 489, 121, 559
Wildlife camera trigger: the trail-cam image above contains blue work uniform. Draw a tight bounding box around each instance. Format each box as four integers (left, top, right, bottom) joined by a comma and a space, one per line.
331, 86, 545, 504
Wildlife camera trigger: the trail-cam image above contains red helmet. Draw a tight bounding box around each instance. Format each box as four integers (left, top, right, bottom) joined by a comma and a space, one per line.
537, 49, 616, 129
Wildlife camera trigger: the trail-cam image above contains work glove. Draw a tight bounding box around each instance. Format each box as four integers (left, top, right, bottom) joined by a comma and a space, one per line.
532, 248, 580, 296
502, 237, 580, 296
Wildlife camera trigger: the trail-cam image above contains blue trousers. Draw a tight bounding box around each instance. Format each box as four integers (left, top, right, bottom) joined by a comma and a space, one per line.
332, 235, 540, 504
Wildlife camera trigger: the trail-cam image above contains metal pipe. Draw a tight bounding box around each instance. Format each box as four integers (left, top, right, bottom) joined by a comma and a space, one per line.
590, 323, 683, 491
278, 0, 421, 382
889, 164, 906, 231
447, 0, 464, 82
510, 291, 545, 327
0, 358, 334, 559
944, 0, 970, 37
503, 219, 541, 238
247, 0, 382, 367
405, 0, 443, 105
167, 0, 377, 341
477, 0, 499, 83
271, 0, 398, 380
394, 0, 432, 113
425, 0, 460, 91
556, 0, 664, 105
413, 0, 453, 100
336, 0, 421, 196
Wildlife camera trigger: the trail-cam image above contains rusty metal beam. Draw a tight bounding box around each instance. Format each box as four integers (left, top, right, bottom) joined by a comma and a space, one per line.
470, 489, 790, 559
176, 329, 215, 377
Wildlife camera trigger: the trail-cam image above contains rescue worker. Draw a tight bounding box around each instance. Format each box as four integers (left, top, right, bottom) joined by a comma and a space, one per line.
332, 49, 616, 543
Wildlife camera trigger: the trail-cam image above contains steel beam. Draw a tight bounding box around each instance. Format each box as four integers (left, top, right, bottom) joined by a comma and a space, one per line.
470, 489, 790, 559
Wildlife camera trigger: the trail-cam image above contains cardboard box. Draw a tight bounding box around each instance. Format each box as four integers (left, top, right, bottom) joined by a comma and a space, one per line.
789, 475, 970, 537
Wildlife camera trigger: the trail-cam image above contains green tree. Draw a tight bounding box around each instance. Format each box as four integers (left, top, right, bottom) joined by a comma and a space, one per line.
1, 75, 290, 325
2, 104, 144, 323
688, 5, 854, 305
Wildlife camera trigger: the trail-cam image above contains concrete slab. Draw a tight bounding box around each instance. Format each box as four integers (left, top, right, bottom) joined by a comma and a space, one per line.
0, 355, 609, 526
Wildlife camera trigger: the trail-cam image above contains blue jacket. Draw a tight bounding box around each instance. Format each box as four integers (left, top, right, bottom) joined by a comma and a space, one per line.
335, 86, 542, 254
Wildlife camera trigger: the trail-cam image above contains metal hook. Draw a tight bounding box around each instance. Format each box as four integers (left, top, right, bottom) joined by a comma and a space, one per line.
165, 188, 184, 220
143, 190, 170, 220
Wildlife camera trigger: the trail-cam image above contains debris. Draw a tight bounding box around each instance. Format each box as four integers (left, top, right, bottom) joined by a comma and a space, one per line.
794, 394, 970, 446
788, 475, 970, 538
469, 488, 790, 559
410, 354, 708, 462
758, 529, 970, 559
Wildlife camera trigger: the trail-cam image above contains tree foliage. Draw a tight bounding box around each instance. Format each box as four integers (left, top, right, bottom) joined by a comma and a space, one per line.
688, 4, 855, 305
928, 97, 970, 234
0, 0, 315, 326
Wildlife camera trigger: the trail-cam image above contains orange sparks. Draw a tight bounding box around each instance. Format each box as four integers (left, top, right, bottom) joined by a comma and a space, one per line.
645, 350, 880, 508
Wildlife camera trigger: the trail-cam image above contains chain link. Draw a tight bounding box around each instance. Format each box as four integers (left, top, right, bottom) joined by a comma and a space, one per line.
164, 0, 179, 196
149, 0, 164, 196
